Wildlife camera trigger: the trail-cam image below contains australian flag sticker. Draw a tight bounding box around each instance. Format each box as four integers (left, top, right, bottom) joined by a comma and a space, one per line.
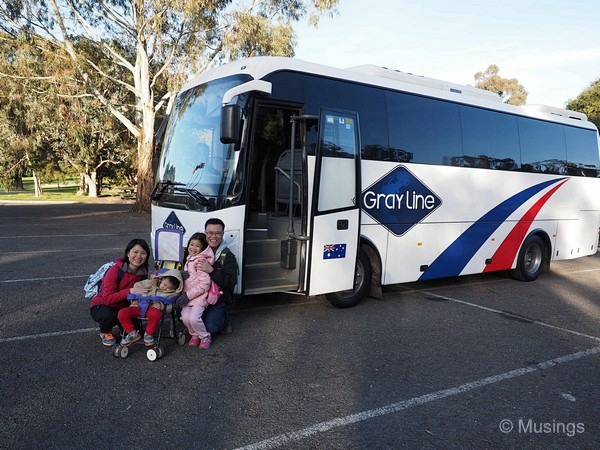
323, 243, 346, 260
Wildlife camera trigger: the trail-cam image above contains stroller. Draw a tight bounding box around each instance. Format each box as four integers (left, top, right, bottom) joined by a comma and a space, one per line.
112, 228, 184, 361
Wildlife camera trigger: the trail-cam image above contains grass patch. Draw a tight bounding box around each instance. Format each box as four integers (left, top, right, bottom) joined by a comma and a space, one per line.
1, 178, 131, 202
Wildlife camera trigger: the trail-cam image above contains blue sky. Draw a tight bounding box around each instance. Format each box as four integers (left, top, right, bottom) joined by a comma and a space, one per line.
294, 0, 600, 108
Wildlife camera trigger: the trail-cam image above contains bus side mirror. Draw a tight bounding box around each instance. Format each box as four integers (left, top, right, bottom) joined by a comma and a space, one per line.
220, 104, 241, 144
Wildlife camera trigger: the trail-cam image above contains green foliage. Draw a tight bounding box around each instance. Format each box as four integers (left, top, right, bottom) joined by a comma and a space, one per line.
0, 32, 134, 193
566, 79, 600, 131
0, 0, 340, 209
474, 64, 528, 106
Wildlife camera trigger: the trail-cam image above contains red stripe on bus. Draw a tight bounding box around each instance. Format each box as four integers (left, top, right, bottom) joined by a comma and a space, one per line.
484, 179, 568, 272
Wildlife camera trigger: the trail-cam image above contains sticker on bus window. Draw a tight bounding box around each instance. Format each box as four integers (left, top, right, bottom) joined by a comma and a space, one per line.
323, 243, 346, 259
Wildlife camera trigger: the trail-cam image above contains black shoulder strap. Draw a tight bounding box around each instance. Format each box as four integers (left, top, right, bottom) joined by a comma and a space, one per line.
116, 266, 125, 288
217, 248, 228, 266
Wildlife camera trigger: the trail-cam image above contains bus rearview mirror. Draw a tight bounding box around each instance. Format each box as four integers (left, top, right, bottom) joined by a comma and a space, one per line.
220, 104, 241, 144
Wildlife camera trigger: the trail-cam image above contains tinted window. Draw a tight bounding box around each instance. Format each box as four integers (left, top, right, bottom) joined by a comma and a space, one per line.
519, 117, 568, 174
267, 72, 388, 159
564, 126, 600, 177
460, 106, 520, 170
387, 92, 461, 165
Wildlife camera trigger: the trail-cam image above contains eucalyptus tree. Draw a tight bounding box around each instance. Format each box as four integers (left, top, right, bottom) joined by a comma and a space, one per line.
566, 78, 600, 131
0, 0, 339, 211
0, 33, 60, 195
474, 64, 528, 106
0, 32, 132, 196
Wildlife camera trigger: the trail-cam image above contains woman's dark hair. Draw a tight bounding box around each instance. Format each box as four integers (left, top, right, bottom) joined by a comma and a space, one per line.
124, 238, 150, 270
187, 232, 207, 252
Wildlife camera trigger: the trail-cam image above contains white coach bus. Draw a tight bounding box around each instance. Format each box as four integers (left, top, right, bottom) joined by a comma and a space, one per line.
151, 57, 600, 307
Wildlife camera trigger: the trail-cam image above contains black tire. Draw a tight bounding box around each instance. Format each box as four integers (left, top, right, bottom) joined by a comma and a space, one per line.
511, 234, 546, 281
325, 249, 372, 308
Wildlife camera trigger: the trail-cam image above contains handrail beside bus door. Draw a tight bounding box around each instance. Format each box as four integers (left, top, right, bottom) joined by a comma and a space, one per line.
286, 114, 317, 242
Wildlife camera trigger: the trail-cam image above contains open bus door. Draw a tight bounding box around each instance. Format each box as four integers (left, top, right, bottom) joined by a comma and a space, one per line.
307, 109, 362, 299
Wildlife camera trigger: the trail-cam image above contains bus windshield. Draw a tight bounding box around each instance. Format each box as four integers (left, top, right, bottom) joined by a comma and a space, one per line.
155, 74, 251, 210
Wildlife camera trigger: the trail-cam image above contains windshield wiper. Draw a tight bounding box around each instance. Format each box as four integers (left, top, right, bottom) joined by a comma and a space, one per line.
151, 180, 185, 200
151, 180, 210, 206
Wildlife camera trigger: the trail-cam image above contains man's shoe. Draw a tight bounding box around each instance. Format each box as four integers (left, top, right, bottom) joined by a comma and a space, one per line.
222, 322, 233, 334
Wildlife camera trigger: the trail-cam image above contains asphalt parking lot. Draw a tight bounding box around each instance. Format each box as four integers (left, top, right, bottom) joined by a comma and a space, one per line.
0, 200, 599, 449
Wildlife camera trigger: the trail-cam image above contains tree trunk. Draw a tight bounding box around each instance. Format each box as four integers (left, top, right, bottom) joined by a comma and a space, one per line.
12, 173, 24, 191
78, 172, 86, 195
132, 61, 156, 212
84, 171, 98, 197
134, 132, 154, 212
32, 171, 43, 197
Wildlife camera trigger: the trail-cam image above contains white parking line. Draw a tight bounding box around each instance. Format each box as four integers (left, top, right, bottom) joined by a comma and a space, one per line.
0, 247, 122, 255
0, 275, 89, 283
236, 346, 600, 450
426, 292, 600, 342
0, 233, 131, 239
0, 327, 97, 343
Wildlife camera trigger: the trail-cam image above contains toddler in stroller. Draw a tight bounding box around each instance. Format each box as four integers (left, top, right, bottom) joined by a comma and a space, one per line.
116, 268, 183, 358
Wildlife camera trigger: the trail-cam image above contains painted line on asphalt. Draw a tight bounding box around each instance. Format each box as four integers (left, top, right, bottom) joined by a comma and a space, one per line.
0, 275, 89, 283
427, 292, 600, 342
571, 268, 600, 274
0, 328, 97, 343
236, 346, 600, 450
0, 247, 122, 255
0, 233, 132, 239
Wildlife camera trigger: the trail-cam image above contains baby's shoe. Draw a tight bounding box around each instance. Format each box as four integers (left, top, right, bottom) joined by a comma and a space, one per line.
143, 333, 155, 347
199, 335, 211, 349
188, 336, 200, 347
121, 330, 141, 346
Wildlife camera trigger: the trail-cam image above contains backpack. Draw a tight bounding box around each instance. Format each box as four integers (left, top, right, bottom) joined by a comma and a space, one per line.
84, 261, 124, 299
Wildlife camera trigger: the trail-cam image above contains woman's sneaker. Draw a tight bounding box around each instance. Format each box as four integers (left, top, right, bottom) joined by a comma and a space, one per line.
120, 330, 141, 346
199, 335, 211, 349
100, 332, 116, 346
143, 333, 155, 347
188, 336, 200, 347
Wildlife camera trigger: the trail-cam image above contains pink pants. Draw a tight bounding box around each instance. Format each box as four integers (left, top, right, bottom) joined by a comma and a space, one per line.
118, 306, 162, 335
180, 305, 209, 338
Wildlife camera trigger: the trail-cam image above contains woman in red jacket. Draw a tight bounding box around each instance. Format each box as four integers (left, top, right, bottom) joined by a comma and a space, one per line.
89, 238, 151, 346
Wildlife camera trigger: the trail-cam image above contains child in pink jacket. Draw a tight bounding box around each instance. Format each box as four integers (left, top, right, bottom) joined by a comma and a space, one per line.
181, 232, 214, 348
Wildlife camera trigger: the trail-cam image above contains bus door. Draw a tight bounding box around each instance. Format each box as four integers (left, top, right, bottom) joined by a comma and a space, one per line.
308, 109, 362, 296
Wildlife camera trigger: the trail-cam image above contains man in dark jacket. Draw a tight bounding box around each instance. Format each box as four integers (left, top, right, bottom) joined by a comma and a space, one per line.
181, 217, 237, 334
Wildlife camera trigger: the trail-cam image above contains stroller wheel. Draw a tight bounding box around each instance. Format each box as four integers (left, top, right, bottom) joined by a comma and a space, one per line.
147, 347, 159, 361
111, 344, 120, 358
177, 332, 187, 346
119, 345, 129, 359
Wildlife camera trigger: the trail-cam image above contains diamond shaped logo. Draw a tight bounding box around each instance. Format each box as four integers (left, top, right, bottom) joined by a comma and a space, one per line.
163, 211, 186, 233
362, 166, 442, 236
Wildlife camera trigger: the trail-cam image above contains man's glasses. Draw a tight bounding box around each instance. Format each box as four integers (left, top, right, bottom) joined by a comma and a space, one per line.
205, 231, 223, 236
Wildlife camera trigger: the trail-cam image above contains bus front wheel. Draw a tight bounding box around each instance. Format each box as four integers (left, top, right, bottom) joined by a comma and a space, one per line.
511, 234, 546, 281
326, 249, 372, 308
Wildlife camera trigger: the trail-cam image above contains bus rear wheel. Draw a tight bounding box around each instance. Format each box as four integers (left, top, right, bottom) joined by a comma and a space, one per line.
326, 249, 371, 308
510, 234, 546, 281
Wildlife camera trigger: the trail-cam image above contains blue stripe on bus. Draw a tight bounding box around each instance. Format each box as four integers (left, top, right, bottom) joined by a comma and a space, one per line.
418, 178, 566, 281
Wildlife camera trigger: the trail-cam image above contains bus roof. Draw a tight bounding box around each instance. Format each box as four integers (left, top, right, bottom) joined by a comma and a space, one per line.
182, 56, 595, 130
